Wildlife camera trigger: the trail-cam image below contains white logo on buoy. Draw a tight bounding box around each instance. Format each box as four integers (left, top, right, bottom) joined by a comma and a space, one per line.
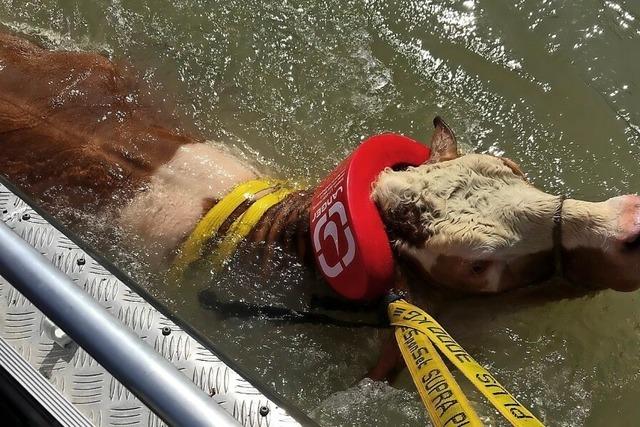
312, 201, 356, 278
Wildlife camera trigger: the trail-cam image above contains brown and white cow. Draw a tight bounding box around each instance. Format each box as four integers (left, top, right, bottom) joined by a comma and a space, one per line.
1, 32, 640, 343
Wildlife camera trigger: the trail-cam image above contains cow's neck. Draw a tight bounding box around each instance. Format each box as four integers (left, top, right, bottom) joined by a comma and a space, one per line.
245, 190, 314, 265
172, 186, 314, 274
118, 141, 317, 269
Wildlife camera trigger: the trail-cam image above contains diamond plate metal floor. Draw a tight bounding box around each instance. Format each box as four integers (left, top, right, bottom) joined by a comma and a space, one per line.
0, 182, 304, 427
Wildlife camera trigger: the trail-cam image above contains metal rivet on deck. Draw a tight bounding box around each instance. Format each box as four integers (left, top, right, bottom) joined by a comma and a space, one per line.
259, 406, 269, 417
162, 326, 171, 336
22, 213, 30, 220
1, 209, 7, 214
77, 258, 86, 266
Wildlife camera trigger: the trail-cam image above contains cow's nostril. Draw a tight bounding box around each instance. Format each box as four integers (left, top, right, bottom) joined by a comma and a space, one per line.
623, 233, 640, 252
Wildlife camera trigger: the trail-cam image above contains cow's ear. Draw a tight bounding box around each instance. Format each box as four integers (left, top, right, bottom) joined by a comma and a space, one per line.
429, 116, 458, 162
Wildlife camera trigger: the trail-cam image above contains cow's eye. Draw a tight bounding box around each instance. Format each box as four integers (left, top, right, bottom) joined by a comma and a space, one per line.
470, 260, 490, 275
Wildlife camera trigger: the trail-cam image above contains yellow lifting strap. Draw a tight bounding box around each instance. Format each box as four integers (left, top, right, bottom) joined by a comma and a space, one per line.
211, 187, 297, 271
388, 299, 545, 427
170, 179, 280, 278
395, 323, 482, 427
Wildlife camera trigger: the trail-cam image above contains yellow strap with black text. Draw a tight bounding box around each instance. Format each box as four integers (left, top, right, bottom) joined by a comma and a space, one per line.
395, 324, 482, 427
389, 299, 544, 427
170, 179, 279, 278
211, 187, 296, 271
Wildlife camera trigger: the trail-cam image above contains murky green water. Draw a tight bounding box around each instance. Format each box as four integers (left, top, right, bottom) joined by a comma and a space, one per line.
3, 0, 640, 425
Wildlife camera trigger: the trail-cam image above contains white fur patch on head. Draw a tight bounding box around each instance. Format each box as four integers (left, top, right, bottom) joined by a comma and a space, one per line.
372, 151, 640, 293
372, 154, 559, 260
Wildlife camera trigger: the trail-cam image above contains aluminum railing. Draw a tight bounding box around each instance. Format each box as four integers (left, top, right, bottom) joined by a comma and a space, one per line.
0, 221, 240, 427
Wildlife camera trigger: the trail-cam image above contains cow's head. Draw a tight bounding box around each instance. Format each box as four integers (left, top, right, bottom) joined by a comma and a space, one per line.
372, 117, 640, 293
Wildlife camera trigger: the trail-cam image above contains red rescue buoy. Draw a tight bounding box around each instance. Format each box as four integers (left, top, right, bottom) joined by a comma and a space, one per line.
310, 134, 430, 300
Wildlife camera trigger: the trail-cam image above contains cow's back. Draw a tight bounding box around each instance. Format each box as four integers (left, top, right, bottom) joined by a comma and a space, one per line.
0, 33, 196, 213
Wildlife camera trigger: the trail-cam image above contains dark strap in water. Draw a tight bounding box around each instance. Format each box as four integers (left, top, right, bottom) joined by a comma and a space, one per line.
198, 289, 386, 328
